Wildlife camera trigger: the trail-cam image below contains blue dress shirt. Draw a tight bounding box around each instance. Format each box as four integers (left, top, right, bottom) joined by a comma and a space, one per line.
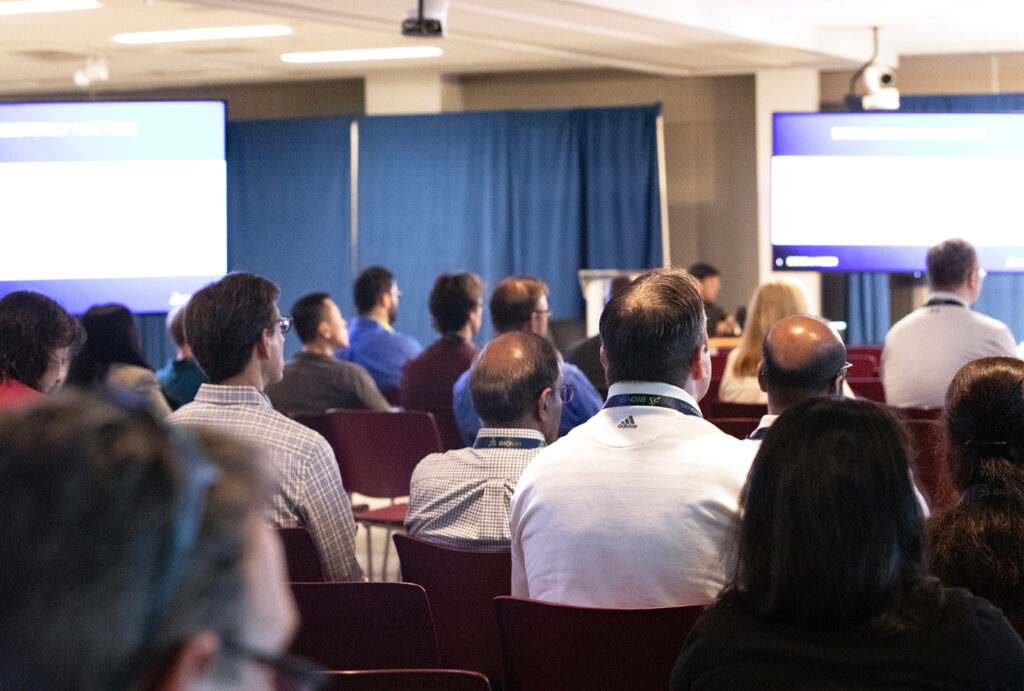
336, 315, 423, 391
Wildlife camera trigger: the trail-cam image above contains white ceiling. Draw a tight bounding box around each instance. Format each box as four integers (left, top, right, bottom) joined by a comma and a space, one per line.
1, 0, 1021, 96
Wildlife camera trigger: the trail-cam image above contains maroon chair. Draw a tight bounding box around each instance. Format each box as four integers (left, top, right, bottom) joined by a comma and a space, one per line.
277, 526, 326, 582
316, 409, 444, 579
393, 533, 511, 683
494, 596, 704, 691
904, 418, 957, 513
292, 412, 369, 512
704, 400, 767, 419
847, 378, 885, 403
890, 406, 943, 420
708, 417, 760, 440
846, 352, 880, 379
327, 669, 491, 690
289, 582, 442, 671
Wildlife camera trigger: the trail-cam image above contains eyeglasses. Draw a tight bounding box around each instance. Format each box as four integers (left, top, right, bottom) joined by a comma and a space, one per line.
222, 639, 328, 691
532, 309, 551, 317
836, 362, 853, 379
275, 316, 293, 334
553, 385, 574, 403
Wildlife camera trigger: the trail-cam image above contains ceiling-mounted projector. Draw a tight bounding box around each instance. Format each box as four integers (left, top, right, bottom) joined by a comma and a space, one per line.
402, 0, 448, 37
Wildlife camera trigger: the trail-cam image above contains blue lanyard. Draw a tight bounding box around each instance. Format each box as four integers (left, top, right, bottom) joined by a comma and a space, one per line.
473, 436, 546, 450
604, 393, 702, 418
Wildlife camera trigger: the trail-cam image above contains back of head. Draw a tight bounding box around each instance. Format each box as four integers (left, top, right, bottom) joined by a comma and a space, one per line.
732, 281, 808, 377
927, 238, 977, 291
292, 292, 330, 345
687, 263, 720, 281
430, 273, 484, 335
733, 397, 925, 630
470, 331, 560, 426
761, 315, 847, 412
166, 303, 188, 349
186, 273, 279, 384
599, 268, 705, 387
0, 291, 82, 391
353, 266, 393, 315
0, 391, 265, 689
67, 303, 149, 387
490, 276, 549, 334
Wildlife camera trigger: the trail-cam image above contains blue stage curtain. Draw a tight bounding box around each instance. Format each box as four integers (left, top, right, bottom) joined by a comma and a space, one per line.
846, 273, 890, 346
356, 105, 663, 346
226, 116, 353, 357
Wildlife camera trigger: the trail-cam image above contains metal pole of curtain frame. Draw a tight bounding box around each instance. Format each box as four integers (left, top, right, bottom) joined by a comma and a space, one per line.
656, 113, 671, 268
349, 119, 359, 280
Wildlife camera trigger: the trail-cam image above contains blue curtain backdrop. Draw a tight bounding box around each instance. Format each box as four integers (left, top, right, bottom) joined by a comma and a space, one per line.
356, 105, 663, 347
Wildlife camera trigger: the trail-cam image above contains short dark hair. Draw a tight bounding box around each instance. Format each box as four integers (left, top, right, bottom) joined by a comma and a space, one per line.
729, 397, 936, 631
927, 238, 977, 290
67, 304, 150, 388
430, 273, 483, 335
599, 268, 706, 387
761, 331, 846, 395
470, 332, 560, 426
687, 263, 720, 281
490, 277, 549, 334
167, 305, 187, 349
0, 291, 82, 391
353, 267, 394, 315
186, 273, 279, 384
0, 391, 267, 688
929, 357, 1024, 615
292, 292, 330, 345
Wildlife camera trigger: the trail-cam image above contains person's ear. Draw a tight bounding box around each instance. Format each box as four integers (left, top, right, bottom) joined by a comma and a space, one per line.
255, 328, 271, 360
599, 345, 608, 374
317, 320, 332, 341
757, 359, 767, 393
535, 386, 554, 424
829, 373, 844, 396
689, 342, 710, 382
153, 632, 221, 691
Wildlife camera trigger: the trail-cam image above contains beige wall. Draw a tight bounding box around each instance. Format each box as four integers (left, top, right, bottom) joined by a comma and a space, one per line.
459, 70, 759, 316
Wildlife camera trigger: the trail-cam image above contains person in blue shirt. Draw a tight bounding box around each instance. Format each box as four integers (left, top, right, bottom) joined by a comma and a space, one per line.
453, 276, 602, 445
336, 266, 422, 397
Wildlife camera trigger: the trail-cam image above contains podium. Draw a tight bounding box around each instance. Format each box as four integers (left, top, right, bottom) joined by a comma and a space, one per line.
577, 269, 642, 338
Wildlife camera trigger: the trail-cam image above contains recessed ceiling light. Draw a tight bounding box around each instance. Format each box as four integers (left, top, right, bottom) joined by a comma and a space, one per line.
112, 24, 292, 45
0, 0, 100, 15
281, 46, 443, 64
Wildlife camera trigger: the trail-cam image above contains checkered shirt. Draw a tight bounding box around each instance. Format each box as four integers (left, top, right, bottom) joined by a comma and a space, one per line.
168, 384, 363, 581
404, 427, 544, 552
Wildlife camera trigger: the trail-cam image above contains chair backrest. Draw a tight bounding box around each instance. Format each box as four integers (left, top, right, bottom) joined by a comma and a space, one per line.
704, 400, 767, 419
319, 409, 444, 498
277, 526, 326, 582
904, 419, 958, 513
327, 669, 491, 691
890, 405, 943, 420
393, 533, 511, 682
494, 596, 704, 691
289, 582, 442, 670
847, 378, 885, 403
846, 352, 880, 379
708, 417, 760, 440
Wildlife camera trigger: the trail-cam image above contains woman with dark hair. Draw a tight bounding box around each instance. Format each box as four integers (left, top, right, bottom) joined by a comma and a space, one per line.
672, 397, 1024, 688
0, 291, 83, 409
67, 303, 171, 417
929, 357, 1024, 620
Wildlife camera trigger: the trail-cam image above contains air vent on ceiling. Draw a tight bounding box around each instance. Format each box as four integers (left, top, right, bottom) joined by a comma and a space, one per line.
11, 49, 86, 63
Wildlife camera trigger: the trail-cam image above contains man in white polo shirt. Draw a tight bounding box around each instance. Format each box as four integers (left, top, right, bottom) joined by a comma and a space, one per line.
883, 238, 1016, 409
509, 268, 754, 608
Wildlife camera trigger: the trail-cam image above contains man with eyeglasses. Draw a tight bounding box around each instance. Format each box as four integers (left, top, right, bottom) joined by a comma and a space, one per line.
509, 268, 754, 608
882, 238, 1016, 409
169, 272, 363, 583
452, 275, 602, 445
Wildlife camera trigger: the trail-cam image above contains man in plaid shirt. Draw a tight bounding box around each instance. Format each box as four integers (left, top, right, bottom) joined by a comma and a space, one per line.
168, 273, 363, 581
405, 332, 563, 551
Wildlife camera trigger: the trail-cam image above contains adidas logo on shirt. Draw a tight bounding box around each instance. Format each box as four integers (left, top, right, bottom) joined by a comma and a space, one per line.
617, 415, 637, 429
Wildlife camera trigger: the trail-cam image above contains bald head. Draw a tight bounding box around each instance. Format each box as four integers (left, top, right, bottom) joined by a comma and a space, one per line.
470, 332, 561, 436
759, 315, 847, 414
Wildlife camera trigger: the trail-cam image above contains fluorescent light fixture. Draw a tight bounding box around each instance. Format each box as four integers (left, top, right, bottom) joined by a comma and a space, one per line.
112, 24, 291, 45
0, 0, 100, 15
282, 46, 443, 64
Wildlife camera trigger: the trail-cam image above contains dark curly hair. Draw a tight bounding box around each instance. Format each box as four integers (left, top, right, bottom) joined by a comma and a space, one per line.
0, 291, 83, 391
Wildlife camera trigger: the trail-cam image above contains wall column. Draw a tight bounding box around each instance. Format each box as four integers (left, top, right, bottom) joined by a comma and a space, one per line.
364, 70, 463, 115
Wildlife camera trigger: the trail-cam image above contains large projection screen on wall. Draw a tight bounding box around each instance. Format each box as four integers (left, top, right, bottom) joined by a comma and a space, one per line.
771, 111, 1024, 274
0, 100, 227, 313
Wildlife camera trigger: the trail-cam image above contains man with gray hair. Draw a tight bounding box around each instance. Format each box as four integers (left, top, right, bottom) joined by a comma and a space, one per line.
405, 331, 563, 551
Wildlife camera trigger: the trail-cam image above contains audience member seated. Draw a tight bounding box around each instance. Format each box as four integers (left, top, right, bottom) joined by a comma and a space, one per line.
169, 273, 363, 582
745, 314, 848, 441
266, 292, 388, 416
336, 266, 422, 393
883, 238, 1016, 408
67, 303, 172, 417
0, 291, 82, 409
453, 276, 601, 445
406, 332, 561, 551
510, 268, 754, 607
672, 397, 1024, 688
400, 273, 484, 447
156, 302, 208, 410
718, 280, 806, 404
0, 392, 316, 690
689, 262, 735, 337
929, 357, 1024, 619
563, 275, 633, 399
